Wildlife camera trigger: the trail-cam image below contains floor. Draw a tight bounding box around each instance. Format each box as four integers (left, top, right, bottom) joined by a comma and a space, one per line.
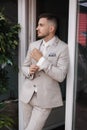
1, 92, 87, 130
52, 92, 87, 130
52, 125, 64, 130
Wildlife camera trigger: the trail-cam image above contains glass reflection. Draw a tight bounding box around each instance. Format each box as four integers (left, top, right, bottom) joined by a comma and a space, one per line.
75, 0, 87, 130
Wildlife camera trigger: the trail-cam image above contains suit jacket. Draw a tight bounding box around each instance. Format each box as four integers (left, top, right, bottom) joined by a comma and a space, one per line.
20, 36, 69, 108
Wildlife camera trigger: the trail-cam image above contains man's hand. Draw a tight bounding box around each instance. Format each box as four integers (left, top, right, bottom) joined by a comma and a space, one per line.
30, 48, 43, 61
29, 64, 39, 74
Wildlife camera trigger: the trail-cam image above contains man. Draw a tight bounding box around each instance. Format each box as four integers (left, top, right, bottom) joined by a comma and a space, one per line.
20, 13, 69, 130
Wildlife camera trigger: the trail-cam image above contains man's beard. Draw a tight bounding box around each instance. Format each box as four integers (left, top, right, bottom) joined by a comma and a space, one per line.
37, 35, 45, 39
37, 32, 49, 39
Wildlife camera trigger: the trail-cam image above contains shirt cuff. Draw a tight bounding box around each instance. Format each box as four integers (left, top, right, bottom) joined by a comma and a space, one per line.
37, 57, 45, 70
28, 69, 34, 79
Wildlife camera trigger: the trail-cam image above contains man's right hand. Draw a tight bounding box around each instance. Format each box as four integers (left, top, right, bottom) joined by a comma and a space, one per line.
29, 64, 39, 74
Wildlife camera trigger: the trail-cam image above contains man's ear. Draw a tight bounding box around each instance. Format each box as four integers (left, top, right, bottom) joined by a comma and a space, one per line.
49, 25, 55, 33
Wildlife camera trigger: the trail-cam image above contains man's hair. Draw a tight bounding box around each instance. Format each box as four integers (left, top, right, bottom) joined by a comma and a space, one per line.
38, 13, 58, 31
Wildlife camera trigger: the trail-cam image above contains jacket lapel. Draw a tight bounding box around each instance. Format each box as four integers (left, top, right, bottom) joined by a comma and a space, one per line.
45, 37, 60, 56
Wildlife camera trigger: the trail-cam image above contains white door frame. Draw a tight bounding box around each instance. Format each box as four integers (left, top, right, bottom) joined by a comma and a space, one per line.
65, 0, 77, 130
18, 0, 77, 130
18, 0, 36, 130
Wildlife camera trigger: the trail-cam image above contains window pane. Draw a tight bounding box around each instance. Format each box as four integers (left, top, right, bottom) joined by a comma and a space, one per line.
75, 0, 87, 130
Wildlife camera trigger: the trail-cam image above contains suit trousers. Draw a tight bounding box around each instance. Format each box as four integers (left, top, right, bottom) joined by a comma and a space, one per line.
22, 92, 52, 130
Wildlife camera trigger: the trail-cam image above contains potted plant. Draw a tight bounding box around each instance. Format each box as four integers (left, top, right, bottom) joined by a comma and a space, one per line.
0, 11, 20, 130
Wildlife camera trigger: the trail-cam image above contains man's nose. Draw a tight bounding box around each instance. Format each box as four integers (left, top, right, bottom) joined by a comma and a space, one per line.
36, 27, 38, 30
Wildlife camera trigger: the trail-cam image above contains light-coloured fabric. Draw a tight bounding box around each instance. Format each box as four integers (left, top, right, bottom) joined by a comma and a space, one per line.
37, 37, 57, 70
20, 36, 69, 108
22, 93, 51, 130
36, 57, 45, 71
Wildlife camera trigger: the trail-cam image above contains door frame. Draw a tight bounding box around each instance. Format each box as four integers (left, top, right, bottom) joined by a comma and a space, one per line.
18, 1, 36, 130
18, 0, 77, 130
65, 0, 77, 130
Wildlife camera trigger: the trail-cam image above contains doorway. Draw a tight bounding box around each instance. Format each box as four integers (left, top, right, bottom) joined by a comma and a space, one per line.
36, 0, 69, 42
36, 0, 69, 129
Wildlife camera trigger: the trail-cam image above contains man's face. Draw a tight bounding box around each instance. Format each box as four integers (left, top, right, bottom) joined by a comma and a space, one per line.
36, 18, 51, 39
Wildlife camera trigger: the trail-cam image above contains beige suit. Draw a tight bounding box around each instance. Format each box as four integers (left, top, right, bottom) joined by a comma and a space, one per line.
20, 36, 69, 109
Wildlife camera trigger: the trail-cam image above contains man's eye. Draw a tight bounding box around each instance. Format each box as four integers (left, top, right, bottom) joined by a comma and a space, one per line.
39, 24, 43, 27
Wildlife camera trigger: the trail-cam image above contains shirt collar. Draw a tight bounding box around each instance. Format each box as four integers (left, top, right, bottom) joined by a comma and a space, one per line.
42, 36, 56, 47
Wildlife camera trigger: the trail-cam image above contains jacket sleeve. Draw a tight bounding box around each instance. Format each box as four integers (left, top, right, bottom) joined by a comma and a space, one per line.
41, 46, 69, 82
21, 44, 34, 79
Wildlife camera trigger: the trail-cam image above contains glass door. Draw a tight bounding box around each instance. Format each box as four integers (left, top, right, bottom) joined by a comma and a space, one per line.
74, 0, 87, 130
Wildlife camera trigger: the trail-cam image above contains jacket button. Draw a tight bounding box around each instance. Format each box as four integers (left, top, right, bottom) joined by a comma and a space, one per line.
33, 85, 36, 87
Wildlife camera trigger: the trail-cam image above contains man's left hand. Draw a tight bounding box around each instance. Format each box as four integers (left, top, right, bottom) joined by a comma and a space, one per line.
30, 48, 43, 61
